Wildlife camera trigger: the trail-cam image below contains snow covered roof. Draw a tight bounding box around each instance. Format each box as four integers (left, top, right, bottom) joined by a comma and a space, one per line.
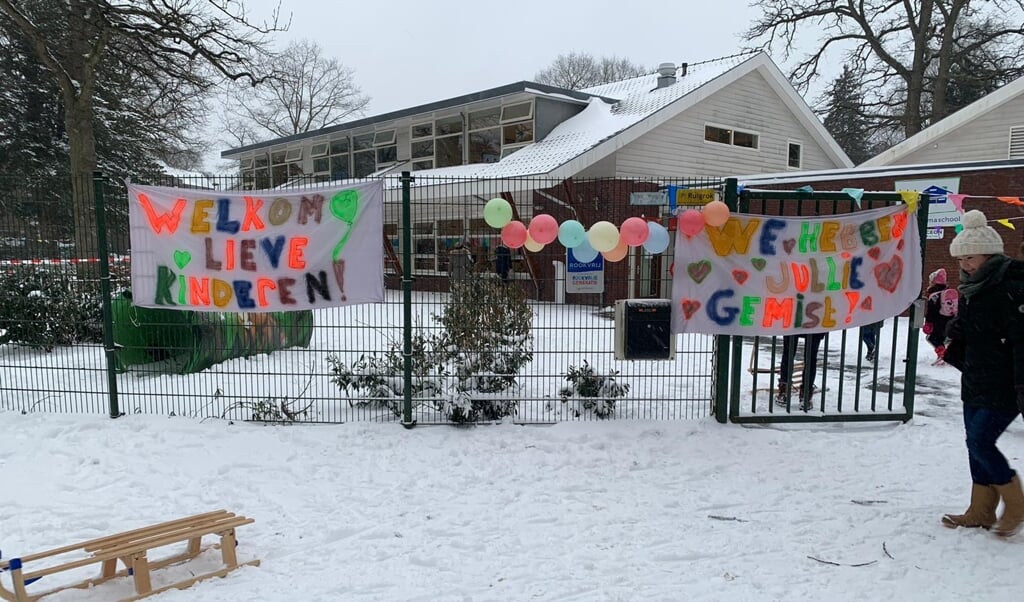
736, 158, 1024, 187
398, 51, 849, 185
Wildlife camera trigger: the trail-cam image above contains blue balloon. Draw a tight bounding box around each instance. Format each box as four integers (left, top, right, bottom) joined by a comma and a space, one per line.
571, 239, 599, 263
558, 219, 587, 248
643, 222, 670, 254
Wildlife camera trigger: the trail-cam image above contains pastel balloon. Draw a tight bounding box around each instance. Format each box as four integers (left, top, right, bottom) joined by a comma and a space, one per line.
528, 213, 558, 245
484, 197, 513, 228
572, 239, 599, 263
558, 219, 586, 248
643, 222, 670, 254
524, 233, 544, 252
679, 209, 705, 237
501, 220, 528, 248
603, 239, 629, 262
588, 221, 620, 253
620, 217, 650, 247
703, 200, 730, 227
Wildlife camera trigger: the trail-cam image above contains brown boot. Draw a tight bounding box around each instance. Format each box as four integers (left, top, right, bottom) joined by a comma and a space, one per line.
941, 483, 998, 529
992, 475, 1024, 537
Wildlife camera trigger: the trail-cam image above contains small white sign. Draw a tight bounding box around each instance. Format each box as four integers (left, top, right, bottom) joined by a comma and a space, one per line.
926, 227, 944, 240
630, 191, 667, 206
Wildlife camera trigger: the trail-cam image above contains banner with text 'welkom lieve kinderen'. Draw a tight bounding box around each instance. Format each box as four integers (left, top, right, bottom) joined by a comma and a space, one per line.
671, 204, 922, 336
128, 181, 384, 312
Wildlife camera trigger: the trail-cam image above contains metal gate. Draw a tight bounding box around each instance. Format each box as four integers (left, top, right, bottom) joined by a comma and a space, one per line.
712, 182, 928, 424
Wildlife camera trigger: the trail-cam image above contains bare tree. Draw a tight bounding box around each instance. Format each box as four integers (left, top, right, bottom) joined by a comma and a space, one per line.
222, 38, 369, 147
535, 52, 649, 90
0, 0, 286, 261
745, 0, 1024, 139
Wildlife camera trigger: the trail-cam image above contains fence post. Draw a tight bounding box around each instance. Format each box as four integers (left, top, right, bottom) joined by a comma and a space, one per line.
901, 192, 930, 421
400, 172, 416, 428
93, 172, 121, 418
712, 178, 739, 423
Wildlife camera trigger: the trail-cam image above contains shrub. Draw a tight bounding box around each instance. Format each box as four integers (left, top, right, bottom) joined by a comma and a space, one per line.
0, 265, 103, 350
328, 277, 533, 423
559, 360, 630, 418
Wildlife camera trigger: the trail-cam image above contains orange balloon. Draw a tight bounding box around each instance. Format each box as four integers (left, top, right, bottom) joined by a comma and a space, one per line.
703, 200, 730, 227
603, 239, 629, 262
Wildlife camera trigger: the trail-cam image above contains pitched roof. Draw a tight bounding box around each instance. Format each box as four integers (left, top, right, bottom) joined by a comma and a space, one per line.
392, 51, 850, 184
861, 75, 1024, 167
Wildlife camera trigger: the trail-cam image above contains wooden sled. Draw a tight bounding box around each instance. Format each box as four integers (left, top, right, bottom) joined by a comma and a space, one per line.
0, 510, 259, 601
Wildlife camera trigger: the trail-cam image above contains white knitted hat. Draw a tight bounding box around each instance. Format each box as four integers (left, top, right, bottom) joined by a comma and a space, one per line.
949, 210, 1004, 257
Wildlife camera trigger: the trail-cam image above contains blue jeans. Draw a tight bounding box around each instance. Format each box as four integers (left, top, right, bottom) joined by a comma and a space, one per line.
962, 404, 1019, 486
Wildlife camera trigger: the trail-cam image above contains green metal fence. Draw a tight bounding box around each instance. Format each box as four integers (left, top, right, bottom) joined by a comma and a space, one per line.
0, 173, 723, 424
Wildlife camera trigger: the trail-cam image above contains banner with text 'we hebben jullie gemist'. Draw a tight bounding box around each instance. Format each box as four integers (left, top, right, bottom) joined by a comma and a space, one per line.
128, 181, 384, 312
671, 204, 922, 336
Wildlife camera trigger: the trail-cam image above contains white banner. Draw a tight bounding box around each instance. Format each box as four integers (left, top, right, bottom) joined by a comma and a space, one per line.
671, 204, 922, 336
128, 181, 384, 312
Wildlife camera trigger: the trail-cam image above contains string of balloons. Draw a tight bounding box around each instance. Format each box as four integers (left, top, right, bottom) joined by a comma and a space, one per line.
481, 197, 732, 263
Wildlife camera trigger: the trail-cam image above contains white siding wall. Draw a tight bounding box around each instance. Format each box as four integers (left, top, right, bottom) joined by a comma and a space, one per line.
891, 99, 1024, 165
614, 72, 839, 178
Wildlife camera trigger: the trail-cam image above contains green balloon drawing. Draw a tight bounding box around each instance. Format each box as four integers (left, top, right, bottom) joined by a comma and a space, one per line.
331, 189, 360, 302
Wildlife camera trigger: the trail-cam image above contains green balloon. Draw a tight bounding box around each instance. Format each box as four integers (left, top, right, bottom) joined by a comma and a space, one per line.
331, 189, 359, 223
483, 198, 513, 228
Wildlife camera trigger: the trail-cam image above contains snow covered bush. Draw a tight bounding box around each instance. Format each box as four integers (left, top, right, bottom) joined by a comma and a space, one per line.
0, 265, 103, 349
327, 277, 533, 423
559, 360, 630, 419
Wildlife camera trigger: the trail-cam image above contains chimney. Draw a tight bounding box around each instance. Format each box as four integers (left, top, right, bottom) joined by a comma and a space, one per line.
679, 62, 688, 77
656, 62, 676, 88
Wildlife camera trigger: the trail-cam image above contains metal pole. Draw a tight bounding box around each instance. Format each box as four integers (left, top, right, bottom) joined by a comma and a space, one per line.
400, 172, 416, 428
94, 172, 121, 418
902, 192, 929, 421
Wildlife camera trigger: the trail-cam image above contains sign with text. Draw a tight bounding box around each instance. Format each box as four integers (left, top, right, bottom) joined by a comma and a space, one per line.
671, 204, 922, 336
128, 181, 384, 312
894, 177, 960, 228
566, 248, 604, 294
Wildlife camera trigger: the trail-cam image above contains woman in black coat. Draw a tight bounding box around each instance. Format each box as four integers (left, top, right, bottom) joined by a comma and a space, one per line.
941, 210, 1024, 537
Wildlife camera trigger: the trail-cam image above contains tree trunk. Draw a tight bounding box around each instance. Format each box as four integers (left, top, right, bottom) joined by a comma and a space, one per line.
66, 95, 99, 264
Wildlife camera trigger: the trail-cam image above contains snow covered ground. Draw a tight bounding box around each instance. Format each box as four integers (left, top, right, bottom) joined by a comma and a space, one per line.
2, 331, 1023, 601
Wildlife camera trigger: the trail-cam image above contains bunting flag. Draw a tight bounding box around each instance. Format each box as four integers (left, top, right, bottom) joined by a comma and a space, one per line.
997, 196, 1024, 207
898, 190, 919, 214
947, 193, 967, 212
841, 187, 864, 208
997, 218, 1016, 230
796, 185, 814, 193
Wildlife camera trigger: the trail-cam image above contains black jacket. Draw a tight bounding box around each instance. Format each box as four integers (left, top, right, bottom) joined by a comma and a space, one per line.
944, 257, 1024, 412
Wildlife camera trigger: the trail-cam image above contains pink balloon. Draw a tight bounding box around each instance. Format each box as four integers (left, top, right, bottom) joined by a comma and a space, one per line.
528, 214, 558, 245
603, 239, 629, 262
620, 217, 650, 247
703, 200, 730, 228
501, 220, 528, 248
679, 209, 705, 237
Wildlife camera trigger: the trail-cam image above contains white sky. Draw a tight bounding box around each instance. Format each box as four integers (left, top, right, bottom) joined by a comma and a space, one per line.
245, 0, 766, 116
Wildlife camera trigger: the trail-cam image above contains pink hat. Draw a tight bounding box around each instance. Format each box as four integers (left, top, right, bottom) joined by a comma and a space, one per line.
929, 268, 946, 285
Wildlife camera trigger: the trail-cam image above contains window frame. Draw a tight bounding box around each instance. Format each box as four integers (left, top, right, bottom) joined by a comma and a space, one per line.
704, 123, 760, 151
787, 140, 802, 169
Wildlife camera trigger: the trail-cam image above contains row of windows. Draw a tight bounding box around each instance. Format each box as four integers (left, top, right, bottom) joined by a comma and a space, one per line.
384, 219, 525, 274
704, 124, 802, 168
240, 102, 536, 188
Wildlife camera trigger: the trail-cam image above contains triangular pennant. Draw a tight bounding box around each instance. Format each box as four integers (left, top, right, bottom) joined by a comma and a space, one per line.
947, 193, 967, 213
796, 185, 814, 193
898, 190, 919, 213
997, 196, 1024, 206
998, 218, 1016, 230
841, 187, 864, 208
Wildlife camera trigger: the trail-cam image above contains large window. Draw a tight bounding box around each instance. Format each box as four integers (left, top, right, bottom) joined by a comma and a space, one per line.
409, 101, 534, 170
704, 124, 759, 150
269, 148, 304, 187
388, 216, 519, 274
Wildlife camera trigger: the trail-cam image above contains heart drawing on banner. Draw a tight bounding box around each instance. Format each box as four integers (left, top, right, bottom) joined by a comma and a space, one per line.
732, 269, 749, 285
173, 250, 192, 269
750, 257, 767, 271
680, 299, 701, 320
782, 239, 796, 254
874, 255, 903, 293
860, 296, 873, 311
867, 247, 881, 260
687, 260, 712, 284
